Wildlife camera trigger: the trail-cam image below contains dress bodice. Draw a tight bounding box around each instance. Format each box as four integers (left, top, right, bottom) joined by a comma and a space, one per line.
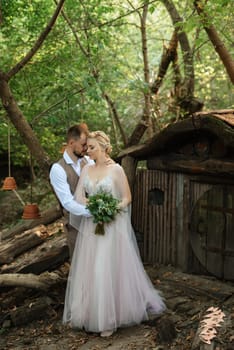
84, 175, 114, 196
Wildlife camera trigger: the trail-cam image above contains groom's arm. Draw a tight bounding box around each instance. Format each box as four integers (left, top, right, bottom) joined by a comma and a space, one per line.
49, 163, 91, 217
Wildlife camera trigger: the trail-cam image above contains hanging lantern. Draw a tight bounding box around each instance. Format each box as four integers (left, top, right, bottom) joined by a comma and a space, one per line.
2, 176, 17, 190
22, 203, 41, 219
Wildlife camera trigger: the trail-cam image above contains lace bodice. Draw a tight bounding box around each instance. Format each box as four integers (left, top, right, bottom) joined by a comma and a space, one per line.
73, 163, 131, 208
84, 175, 113, 196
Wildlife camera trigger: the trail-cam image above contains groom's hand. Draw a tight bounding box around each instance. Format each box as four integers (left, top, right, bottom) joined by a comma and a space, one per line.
105, 157, 115, 165
82, 207, 92, 218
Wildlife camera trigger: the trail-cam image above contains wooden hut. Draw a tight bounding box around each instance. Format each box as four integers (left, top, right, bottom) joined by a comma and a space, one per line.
120, 110, 234, 280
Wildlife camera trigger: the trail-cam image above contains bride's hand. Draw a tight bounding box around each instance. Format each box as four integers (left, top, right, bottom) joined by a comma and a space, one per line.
117, 202, 124, 210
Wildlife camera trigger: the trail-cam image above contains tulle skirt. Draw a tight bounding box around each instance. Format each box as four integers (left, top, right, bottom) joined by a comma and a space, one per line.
63, 211, 166, 333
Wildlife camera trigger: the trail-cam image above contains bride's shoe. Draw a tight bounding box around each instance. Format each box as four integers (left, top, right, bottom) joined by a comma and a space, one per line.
100, 329, 114, 337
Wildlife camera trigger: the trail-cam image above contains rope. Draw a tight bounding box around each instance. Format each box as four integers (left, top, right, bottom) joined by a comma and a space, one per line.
30, 152, 33, 203
8, 124, 11, 177
12, 190, 25, 206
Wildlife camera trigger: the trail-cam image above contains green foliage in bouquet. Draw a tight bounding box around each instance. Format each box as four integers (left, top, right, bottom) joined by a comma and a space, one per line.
86, 191, 121, 235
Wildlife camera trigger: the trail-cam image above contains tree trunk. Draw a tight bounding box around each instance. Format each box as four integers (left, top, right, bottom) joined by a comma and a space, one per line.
121, 156, 138, 193
0, 75, 51, 177
127, 2, 153, 146
161, 0, 204, 114
103, 93, 128, 146
194, 0, 234, 84
140, 3, 153, 139
127, 119, 149, 147
0, 1, 65, 177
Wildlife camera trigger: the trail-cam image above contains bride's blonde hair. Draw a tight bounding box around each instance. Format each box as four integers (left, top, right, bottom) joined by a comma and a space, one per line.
88, 131, 112, 155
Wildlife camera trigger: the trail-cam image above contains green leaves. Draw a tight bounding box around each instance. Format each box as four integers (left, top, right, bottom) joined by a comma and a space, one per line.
0, 0, 233, 169
86, 191, 121, 235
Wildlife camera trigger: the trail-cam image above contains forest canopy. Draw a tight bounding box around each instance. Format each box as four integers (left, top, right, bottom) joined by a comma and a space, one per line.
0, 0, 233, 169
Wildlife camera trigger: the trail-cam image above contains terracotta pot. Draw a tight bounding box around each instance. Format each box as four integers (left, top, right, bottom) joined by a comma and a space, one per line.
22, 203, 41, 220
2, 176, 17, 190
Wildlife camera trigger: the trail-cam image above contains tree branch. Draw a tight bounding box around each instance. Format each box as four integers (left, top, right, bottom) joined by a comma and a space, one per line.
103, 93, 128, 146
58, 0, 129, 145
31, 88, 85, 125
127, 1, 153, 145
151, 30, 178, 94
161, 0, 195, 97
6, 0, 65, 80
54, 0, 89, 57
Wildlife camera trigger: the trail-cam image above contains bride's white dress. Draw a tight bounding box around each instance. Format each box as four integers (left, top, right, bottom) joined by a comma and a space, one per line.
63, 164, 166, 333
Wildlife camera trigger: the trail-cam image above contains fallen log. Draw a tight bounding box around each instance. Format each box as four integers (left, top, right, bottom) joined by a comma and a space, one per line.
19, 241, 69, 274
163, 271, 234, 302
9, 296, 54, 326
1, 233, 69, 274
0, 271, 66, 290
0, 225, 48, 265
0, 206, 62, 241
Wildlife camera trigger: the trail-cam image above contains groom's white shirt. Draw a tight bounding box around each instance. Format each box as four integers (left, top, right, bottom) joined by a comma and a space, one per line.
49, 151, 94, 216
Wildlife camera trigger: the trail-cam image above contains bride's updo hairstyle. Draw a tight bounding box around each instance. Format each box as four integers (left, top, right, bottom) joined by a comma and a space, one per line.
88, 131, 112, 155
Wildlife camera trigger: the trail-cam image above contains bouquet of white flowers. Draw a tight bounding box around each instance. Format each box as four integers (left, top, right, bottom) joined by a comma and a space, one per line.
86, 191, 121, 235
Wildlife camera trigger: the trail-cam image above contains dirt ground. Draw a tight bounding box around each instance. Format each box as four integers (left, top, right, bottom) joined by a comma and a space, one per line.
1, 264, 234, 350
0, 197, 233, 350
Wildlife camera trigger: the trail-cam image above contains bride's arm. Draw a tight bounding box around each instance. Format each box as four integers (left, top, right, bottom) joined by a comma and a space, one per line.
114, 165, 132, 209
70, 165, 91, 228
74, 164, 89, 205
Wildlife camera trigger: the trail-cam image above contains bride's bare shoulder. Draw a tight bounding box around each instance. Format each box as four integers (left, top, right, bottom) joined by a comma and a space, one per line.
109, 163, 124, 173
82, 163, 95, 173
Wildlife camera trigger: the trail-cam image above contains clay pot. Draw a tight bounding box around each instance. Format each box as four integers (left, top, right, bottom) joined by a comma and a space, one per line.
22, 203, 41, 220
2, 176, 17, 190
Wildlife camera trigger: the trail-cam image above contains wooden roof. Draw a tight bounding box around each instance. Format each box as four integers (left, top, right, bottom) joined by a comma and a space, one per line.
194, 109, 234, 126
118, 109, 234, 160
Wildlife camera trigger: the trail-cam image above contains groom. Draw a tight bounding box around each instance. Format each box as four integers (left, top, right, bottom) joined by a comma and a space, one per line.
50, 123, 94, 259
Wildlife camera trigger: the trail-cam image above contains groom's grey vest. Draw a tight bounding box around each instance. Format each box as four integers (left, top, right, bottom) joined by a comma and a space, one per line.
55, 157, 88, 259
58, 158, 79, 196
57, 157, 88, 218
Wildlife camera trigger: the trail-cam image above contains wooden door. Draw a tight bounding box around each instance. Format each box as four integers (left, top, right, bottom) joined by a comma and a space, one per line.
190, 185, 234, 280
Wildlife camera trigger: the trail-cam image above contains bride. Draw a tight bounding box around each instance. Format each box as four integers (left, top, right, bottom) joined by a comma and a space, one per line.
63, 131, 166, 337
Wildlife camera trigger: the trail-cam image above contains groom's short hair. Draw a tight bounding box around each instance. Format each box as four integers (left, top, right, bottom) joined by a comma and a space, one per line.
66, 123, 89, 142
